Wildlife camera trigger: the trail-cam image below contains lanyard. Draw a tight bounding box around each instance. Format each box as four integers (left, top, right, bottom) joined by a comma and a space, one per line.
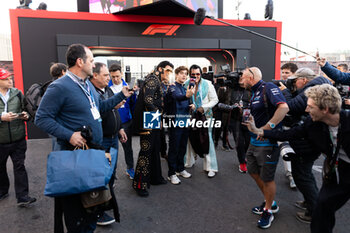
0, 90, 10, 113
67, 73, 96, 108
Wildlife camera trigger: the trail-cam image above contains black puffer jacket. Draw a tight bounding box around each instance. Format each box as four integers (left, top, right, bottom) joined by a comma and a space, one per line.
281, 76, 331, 161
282, 76, 331, 116
94, 86, 122, 138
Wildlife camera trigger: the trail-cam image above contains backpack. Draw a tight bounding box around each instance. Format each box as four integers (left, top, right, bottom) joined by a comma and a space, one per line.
25, 80, 52, 120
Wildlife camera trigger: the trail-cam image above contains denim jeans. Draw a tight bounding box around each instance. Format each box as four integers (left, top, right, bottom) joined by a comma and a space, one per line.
102, 136, 119, 170
291, 156, 319, 215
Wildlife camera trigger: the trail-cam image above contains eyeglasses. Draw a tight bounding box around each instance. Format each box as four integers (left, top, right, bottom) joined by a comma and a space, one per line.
191, 73, 201, 76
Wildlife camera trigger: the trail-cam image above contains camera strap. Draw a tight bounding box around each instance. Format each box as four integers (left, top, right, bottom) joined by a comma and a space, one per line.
328, 123, 342, 184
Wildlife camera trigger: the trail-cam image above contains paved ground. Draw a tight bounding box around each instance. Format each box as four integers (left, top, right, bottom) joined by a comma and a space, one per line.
0, 137, 349, 233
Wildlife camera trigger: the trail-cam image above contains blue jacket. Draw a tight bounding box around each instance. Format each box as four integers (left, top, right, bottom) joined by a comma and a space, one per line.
282, 76, 332, 116
35, 75, 126, 145
167, 82, 191, 118
321, 62, 350, 85
108, 79, 136, 124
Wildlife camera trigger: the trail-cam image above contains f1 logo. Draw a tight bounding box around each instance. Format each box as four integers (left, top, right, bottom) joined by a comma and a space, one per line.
142, 24, 180, 36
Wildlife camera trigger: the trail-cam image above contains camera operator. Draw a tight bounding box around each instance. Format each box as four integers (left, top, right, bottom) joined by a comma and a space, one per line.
317, 56, 350, 109
213, 77, 231, 151
279, 63, 298, 189
278, 67, 331, 223
281, 63, 298, 81
214, 72, 251, 173
245, 84, 350, 233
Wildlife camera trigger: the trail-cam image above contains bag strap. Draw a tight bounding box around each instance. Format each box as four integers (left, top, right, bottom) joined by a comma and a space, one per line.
74, 143, 90, 151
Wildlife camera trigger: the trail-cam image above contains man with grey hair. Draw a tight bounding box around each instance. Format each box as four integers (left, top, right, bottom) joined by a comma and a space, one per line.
245, 83, 350, 233
239, 67, 289, 229
278, 67, 331, 223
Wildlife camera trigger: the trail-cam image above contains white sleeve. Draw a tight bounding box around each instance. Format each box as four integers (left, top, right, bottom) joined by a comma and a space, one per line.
202, 81, 219, 113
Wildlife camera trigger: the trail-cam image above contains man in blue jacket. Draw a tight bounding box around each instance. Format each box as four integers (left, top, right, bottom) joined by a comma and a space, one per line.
35, 44, 133, 233
166, 66, 195, 184
109, 64, 136, 179
317, 56, 350, 84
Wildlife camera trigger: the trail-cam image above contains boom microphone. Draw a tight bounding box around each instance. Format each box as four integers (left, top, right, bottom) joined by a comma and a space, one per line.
194, 8, 208, 25
193, 8, 316, 58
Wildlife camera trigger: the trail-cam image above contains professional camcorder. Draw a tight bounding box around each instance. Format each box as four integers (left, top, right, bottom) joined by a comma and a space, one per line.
202, 66, 214, 83
335, 83, 350, 110
271, 79, 295, 92
215, 64, 242, 88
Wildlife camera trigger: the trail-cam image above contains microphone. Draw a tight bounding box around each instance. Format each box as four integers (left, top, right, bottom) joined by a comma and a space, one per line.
193, 7, 316, 58
194, 8, 207, 25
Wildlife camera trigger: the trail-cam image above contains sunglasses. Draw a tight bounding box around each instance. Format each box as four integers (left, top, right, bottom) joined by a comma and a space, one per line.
247, 68, 254, 79
191, 73, 201, 76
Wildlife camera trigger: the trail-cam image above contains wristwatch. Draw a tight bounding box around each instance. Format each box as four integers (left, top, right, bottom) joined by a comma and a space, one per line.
267, 121, 276, 129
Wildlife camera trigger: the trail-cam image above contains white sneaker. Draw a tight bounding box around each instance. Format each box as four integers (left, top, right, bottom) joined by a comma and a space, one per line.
176, 170, 192, 178
289, 176, 297, 189
167, 175, 181, 185
208, 171, 216, 178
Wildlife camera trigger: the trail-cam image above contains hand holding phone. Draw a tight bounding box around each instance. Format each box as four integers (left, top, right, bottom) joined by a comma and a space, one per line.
242, 109, 251, 122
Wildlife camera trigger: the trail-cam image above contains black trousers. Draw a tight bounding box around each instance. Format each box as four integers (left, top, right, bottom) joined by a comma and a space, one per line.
167, 128, 189, 176
54, 195, 99, 233
0, 138, 29, 199
231, 120, 250, 164
311, 159, 350, 233
121, 120, 134, 170
133, 130, 164, 190
160, 127, 167, 156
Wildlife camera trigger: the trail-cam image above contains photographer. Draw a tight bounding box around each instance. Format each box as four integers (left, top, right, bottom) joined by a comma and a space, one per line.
245, 84, 350, 233
278, 67, 331, 223
215, 75, 250, 173
317, 56, 350, 84
317, 57, 350, 108
213, 77, 231, 151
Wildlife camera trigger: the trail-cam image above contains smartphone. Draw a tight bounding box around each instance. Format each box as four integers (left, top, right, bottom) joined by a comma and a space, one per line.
242, 109, 251, 122
189, 78, 195, 88
15, 113, 25, 119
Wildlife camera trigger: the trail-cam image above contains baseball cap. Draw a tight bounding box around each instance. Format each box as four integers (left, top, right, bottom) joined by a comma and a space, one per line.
0, 68, 12, 80
288, 67, 316, 80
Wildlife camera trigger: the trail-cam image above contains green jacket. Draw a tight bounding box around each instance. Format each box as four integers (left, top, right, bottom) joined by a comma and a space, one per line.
0, 88, 26, 144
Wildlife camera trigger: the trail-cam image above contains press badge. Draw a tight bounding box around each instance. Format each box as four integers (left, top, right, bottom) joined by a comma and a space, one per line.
91, 106, 101, 120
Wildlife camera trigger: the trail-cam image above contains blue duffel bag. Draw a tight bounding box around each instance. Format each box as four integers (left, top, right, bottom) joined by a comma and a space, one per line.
44, 146, 117, 197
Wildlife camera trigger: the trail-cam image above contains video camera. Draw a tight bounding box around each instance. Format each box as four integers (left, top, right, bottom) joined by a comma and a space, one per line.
334, 83, 350, 109
271, 79, 295, 92
202, 66, 214, 83
214, 64, 242, 88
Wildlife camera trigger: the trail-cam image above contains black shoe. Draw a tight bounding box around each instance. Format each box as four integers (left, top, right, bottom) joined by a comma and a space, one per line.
296, 211, 312, 224
17, 196, 36, 207
150, 179, 167, 185
97, 212, 115, 226
135, 189, 149, 197
295, 200, 307, 210
0, 193, 9, 201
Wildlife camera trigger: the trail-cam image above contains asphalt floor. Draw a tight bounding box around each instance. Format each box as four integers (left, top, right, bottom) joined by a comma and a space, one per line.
0, 136, 349, 233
